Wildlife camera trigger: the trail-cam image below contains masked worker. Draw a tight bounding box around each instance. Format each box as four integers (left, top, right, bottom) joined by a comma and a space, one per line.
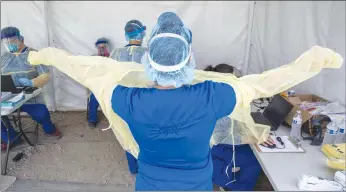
1, 27, 61, 151
87, 37, 110, 128
108, 12, 240, 191
26, 12, 343, 191
110, 20, 147, 63
206, 64, 273, 191
109, 20, 147, 175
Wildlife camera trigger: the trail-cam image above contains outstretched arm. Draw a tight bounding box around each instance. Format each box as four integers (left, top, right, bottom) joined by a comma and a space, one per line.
28, 47, 145, 94
240, 46, 343, 99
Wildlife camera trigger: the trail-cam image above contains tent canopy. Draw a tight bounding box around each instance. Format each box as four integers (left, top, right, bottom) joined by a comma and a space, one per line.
1, 1, 345, 111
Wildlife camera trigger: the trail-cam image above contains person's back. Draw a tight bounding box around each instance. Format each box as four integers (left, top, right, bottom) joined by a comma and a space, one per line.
110, 46, 147, 63
112, 81, 236, 190
110, 20, 147, 64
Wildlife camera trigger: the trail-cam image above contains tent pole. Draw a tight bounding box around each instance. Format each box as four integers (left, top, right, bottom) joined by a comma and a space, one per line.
44, 0, 57, 111
243, 1, 256, 75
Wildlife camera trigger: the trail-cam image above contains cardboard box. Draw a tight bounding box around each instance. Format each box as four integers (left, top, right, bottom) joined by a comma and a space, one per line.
284, 94, 328, 129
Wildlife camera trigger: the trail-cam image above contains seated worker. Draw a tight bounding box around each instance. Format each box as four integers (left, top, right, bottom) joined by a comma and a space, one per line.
87, 37, 110, 128
109, 19, 147, 175
206, 64, 274, 191
204, 63, 242, 78
1, 27, 61, 151
109, 19, 147, 63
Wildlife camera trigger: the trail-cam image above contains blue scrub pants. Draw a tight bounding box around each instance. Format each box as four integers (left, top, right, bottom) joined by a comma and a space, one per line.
211, 144, 262, 191
126, 151, 138, 174
1, 104, 56, 143
88, 93, 99, 123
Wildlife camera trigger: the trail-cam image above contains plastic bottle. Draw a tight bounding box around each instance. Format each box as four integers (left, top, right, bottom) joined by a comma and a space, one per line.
290, 110, 303, 143
335, 119, 346, 144
323, 121, 338, 145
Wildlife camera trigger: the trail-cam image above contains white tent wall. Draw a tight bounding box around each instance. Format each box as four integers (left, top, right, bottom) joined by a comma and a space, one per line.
1, 1, 345, 110
248, 1, 346, 104
46, 1, 251, 110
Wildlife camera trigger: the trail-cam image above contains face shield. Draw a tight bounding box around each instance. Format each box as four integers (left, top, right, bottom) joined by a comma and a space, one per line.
96, 43, 109, 57
125, 20, 146, 42
2, 36, 21, 53
148, 33, 192, 72
95, 38, 110, 57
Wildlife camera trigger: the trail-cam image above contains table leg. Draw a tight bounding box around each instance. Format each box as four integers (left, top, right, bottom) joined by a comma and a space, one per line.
1, 119, 12, 175
16, 109, 34, 146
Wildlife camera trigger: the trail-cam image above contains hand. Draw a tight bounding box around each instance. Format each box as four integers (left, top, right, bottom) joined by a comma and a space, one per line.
260, 136, 275, 147
18, 78, 33, 87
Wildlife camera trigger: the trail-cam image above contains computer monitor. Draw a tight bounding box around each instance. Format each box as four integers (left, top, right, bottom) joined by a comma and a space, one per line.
1, 75, 19, 93
263, 95, 294, 129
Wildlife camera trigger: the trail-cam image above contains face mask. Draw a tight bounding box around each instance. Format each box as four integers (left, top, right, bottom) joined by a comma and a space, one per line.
8, 43, 19, 53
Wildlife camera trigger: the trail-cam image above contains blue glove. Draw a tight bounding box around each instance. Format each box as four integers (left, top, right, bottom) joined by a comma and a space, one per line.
18, 78, 33, 87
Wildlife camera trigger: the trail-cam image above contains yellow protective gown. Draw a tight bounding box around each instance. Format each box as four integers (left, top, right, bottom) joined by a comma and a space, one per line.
27, 46, 343, 158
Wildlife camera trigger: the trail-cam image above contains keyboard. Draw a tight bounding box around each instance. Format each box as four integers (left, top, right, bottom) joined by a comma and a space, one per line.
251, 112, 273, 127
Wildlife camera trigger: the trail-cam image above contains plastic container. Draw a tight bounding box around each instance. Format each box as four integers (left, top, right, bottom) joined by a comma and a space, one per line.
323, 121, 338, 145
335, 119, 346, 144
290, 110, 303, 142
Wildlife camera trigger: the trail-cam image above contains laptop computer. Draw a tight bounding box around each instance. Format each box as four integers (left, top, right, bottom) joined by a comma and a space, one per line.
251, 95, 294, 131
1, 75, 25, 94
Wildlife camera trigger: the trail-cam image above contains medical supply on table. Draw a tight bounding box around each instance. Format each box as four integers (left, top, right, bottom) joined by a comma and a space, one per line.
290, 110, 303, 145
1, 92, 12, 102
27, 45, 344, 158
334, 171, 346, 190
298, 101, 346, 116
0, 92, 25, 108
297, 174, 344, 191
335, 119, 346, 144
323, 121, 338, 145
322, 143, 346, 170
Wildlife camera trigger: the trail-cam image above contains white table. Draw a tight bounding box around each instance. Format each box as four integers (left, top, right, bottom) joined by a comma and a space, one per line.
1, 88, 42, 175
251, 126, 336, 191
1, 88, 42, 116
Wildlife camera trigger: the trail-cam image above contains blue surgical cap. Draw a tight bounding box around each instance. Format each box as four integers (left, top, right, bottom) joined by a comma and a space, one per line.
143, 12, 195, 88
1, 27, 20, 39
95, 37, 109, 46
148, 12, 192, 70
125, 20, 146, 41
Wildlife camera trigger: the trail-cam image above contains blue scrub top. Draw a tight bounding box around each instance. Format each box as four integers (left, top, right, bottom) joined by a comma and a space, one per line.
112, 81, 236, 191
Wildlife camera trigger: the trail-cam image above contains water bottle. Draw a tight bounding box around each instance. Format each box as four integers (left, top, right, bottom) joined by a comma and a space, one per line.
335, 119, 346, 144
323, 121, 338, 145
290, 110, 303, 143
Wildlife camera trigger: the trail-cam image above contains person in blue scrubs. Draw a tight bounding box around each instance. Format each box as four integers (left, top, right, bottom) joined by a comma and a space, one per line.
206, 64, 274, 191
110, 12, 237, 191
1, 27, 61, 151
87, 37, 110, 128
109, 20, 147, 175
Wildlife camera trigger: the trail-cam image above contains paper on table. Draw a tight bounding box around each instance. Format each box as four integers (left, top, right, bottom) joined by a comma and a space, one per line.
255, 136, 305, 153
6, 92, 24, 103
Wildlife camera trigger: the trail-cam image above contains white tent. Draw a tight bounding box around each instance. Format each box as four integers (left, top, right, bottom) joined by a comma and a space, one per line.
1, 1, 345, 111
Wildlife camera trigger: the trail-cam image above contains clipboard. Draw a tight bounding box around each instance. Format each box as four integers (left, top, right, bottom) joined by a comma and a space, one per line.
254, 136, 306, 153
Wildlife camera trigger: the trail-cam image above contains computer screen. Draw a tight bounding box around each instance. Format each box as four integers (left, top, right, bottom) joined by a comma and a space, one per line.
263, 95, 294, 128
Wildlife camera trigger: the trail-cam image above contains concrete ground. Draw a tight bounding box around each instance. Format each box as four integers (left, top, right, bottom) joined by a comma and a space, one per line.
2, 111, 273, 191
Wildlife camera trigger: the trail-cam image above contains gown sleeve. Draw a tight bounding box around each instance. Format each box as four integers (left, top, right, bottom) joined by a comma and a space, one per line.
209, 81, 237, 119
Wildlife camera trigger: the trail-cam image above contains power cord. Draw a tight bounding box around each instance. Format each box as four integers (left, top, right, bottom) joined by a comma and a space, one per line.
269, 131, 285, 149
252, 97, 272, 111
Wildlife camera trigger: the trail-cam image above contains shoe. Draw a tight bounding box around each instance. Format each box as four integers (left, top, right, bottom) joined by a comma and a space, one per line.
88, 122, 97, 129
1, 138, 23, 152
49, 128, 62, 140
1, 142, 8, 152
